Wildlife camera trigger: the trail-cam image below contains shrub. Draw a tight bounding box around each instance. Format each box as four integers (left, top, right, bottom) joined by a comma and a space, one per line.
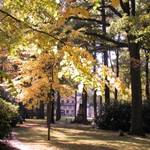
0, 98, 18, 139
96, 101, 131, 132
96, 100, 150, 133
143, 100, 150, 133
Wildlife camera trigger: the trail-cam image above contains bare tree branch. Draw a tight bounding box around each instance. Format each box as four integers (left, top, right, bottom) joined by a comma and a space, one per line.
84, 31, 128, 48
68, 16, 110, 26
106, 5, 122, 17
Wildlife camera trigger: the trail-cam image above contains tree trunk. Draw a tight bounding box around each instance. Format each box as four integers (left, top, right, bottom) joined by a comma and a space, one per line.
101, 0, 110, 104
75, 87, 88, 124
82, 87, 88, 123
129, 41, 144, 136
56, 91, 61, 121
127, 0, 144, 136
37, 101, 44, 119
115, 49, 119, 100
47, 102, 51, 127
93, 50, 97, 119
99, 95, 103, 117
47, 88, 55, 126
51, 100, 55, 123
18, 102, 26, 121
0, 61, 3, 83
145, 50, 150, 100
93, 90, 97, 119
74, 90, 77, 120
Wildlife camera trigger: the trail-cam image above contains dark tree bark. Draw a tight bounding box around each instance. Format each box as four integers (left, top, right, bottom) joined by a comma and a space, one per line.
93, 90, 97, 119
115, 49, 119, 100
75, 87, 88, 124
51, 100, 55, 123
127, 0, 144, 136
74, 90, 77, 120
47, 89, 55, 126
18, 102, 26, 121
82, 87, 88, 123
145, 50, 150, 100
129, 39, 144, 136
47, 102, 51, 127
56, 91, 61, 121
47, 100, 55, 125
93, 50, 97, 119
0, 59, 4, 83
101, 0, 110, 104
37, 101, 45, 119
40, 101, 45, 119
99, 95, 103, 117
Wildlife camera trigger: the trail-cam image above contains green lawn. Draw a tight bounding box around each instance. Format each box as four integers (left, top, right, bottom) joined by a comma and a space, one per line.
12, 119, 150, 150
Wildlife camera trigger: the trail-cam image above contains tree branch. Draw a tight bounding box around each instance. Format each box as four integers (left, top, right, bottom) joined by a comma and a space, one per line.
120, 0, 130, 15
106, 5, 122, 17
0, 9, 66, 45
68, 16, 110, 26
85, 31, 128, 48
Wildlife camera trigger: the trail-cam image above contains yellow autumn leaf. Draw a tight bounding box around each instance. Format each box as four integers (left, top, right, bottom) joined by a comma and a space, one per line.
112, 0, 120, 7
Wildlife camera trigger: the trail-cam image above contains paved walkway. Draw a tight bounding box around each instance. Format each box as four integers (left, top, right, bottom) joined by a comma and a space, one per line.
9, 135, 30, 150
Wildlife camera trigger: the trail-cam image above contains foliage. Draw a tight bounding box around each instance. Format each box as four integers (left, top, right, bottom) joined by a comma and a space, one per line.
96, 100, 150, 133
0, 70, 18, 97
0, 98, 18, 139
143, 100, 150, 133
96, 101, 131, 132
0, 0, 146, 115
16, 50, 75, 109
0, 0, 130, 106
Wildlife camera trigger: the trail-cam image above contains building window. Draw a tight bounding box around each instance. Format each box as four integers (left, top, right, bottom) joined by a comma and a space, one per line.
66, 110, 69, 114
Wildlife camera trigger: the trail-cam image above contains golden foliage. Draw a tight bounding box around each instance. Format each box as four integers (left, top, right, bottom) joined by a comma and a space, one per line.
112, 0, 120, 7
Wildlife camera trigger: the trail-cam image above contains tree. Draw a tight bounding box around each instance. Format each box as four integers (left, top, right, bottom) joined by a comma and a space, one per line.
101, 0, 110, 105
36, 101, 45, 119
0, 0, 131, 128
93, 46, 97, 119
74, 90, 77, 120
110, 0, 150, 136
145, 50, 150, 100
68, 0, 149, 135
56, 91, 61, 121
82, 86, 88, 123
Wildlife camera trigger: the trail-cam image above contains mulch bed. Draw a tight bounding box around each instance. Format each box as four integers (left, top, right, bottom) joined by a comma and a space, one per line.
0, 141, 20, 150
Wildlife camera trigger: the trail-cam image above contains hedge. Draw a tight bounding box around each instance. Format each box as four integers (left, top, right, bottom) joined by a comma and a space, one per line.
0, 98, 18, 139
96, 100, 150, 133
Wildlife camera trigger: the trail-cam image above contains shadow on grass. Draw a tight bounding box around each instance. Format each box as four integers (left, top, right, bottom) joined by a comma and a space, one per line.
52, 127, 150, 149
13, 126, 48, 143
13, 119, 150, 150
50, 140, 117, 150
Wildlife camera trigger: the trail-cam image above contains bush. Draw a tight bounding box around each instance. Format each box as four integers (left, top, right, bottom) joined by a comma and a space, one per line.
143, 100, 150, 133
96, 101, 131, 132
0, 98, 18, 139
96, 100, 150, 133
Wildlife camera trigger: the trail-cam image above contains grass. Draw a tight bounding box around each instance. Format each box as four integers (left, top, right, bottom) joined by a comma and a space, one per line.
12, 119, 150, 150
